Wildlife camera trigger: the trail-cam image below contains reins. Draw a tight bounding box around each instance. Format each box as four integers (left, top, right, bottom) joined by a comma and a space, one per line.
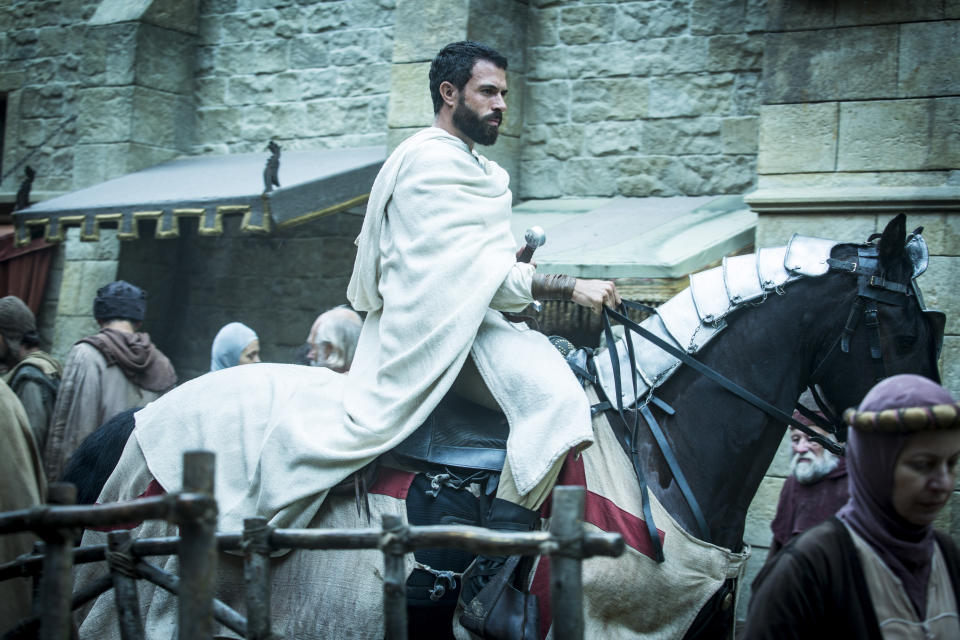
591, 245, 921, 556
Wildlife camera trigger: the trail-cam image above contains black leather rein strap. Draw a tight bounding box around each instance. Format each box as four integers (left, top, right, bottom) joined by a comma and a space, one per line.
603, 301, 844, 456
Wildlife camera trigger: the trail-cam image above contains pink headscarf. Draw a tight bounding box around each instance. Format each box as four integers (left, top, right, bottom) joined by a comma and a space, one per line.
836, 374, 955, 617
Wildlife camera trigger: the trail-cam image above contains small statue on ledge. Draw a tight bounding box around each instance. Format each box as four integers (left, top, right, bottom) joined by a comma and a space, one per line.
14, 165, 36, 211
263, 141, 280, 194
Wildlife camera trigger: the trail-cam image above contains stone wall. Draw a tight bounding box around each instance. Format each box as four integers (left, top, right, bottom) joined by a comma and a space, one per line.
116, 210, 364, 382
0, 0, 100, 196
193, 0, 395, 155
519, 0, 765, 199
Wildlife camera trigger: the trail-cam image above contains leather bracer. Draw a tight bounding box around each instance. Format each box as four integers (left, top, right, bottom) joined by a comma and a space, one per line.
531, 273, 576, 301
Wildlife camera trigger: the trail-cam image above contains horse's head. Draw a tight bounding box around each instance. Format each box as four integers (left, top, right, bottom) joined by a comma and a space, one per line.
809, 214, 945, 433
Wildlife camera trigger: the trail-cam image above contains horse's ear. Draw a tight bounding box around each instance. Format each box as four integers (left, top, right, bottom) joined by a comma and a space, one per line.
878, 214, 907, 265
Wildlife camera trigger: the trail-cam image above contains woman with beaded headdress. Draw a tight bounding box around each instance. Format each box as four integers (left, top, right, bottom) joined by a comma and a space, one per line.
744, 374, 960, 639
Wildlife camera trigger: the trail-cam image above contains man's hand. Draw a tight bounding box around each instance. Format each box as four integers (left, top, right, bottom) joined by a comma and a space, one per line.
571, 278, 621, 313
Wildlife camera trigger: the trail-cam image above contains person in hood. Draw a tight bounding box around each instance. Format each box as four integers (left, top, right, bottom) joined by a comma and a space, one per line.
745, 374, 960, 639
44, 280, 176, 482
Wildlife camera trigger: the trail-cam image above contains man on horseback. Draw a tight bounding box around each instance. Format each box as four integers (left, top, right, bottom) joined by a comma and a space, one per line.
345, 40, 619, 636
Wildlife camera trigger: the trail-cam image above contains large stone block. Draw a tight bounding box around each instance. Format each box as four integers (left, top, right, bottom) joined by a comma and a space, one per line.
336, 63, 391, 97
79, 22, 139, 86
386, 62, 432, 128
525, 80, 570, 124
721, 116, 758, 154
561, 157, 619, 197
834, 0, 945, 26
298, 68, 340, 100
643, 117, 721, 155
195, 76, 226, 105
754, 213, 876, 248
919, 256, 960, 335
528, 6, 558, 46
559, 4, 616, 45
131, 87, 194, 150
468, 0, 527, 72
763, 27, 898, 104
134, 23, 196, 94
56, 258, 119, 316
930, 98, 960, 170
220, 9, 280, 43
345, 0, 395, 29
572, 77, 648, 122
72, 143, 176, 189
499, 71, 525, 139
941, 336, 960, 402
838, 99, 931, 172
631, 36, 708, 77
478, 134, 521, 197
64, 229, 120, 261
649, 73, 733, 118
585, 120, 644, 156
616, 156, 682, 197
757, 102, 838, 174
77, 86, 134, 143
691, 0, 747, 35
391, 0, 468, 63
707, 34, 763, 72
328, 30, 388, 66
217, 39, 287, 75
618, 0, 688, 40
196, 106, 238, 144
766, 0, 833, 32
903, 212, 960, 256
518, 158, 564, 199
899, 22, 960, 97
744, 475, 782, 547
521, 123, 583, 161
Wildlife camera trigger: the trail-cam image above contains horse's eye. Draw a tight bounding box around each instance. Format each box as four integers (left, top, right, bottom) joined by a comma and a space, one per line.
896, 335, 918, 352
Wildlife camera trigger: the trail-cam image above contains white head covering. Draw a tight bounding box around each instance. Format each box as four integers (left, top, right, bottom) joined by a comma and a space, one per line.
210, 322, 258, 371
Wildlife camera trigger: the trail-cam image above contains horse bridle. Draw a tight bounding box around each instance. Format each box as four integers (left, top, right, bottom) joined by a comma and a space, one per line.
806, 240, 945, 437
591, 236, 942, 557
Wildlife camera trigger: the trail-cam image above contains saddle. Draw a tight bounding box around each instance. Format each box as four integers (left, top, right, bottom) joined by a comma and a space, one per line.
390, 392, 510, 474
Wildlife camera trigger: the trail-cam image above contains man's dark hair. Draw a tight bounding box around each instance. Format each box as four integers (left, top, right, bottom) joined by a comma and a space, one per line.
429, 41, 507, 114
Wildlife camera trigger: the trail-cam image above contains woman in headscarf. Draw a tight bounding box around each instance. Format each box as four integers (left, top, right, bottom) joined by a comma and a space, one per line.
744, 374, 960, 640
210, 322, 260, 372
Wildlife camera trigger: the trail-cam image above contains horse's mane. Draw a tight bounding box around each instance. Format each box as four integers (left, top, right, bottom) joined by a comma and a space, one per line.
594, 234, 885, 409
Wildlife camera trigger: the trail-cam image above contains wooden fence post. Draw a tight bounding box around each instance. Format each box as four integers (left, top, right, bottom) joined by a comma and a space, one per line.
381, 514, 408, 640
550, 486, 586, 640
107, 530, 144, 640
243, 516, 272, 640
178, 451, 217, 640
39, 482, 76, 640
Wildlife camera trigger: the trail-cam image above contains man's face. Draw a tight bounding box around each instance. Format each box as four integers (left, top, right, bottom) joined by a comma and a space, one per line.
789, 428, 839, 484
451, 59, 507, 146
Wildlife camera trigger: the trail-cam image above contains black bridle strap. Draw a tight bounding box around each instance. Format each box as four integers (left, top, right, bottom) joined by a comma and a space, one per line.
604, 301, 844, 456
601, 311, 665, 563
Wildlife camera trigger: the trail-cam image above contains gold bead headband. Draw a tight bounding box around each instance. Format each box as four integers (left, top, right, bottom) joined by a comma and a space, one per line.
843, 403, 960, 433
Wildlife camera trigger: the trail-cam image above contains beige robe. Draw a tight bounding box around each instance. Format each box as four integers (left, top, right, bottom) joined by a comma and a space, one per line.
0, 379, 46, 631
346, 127, 593, 497
44, 342, 163, 482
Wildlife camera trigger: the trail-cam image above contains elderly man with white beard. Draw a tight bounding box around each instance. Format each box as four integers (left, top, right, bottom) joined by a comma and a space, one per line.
767, 411, 849, 558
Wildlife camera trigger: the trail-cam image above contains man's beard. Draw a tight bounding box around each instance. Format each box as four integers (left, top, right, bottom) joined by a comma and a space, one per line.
452, 96, 501, 146
790, 450, 840, 485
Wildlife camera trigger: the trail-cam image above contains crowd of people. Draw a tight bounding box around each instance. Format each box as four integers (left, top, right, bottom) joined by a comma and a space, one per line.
0, 283, 365, 626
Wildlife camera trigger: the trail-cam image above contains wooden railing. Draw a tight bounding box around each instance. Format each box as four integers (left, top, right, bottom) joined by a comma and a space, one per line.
0, 451, 624, 640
